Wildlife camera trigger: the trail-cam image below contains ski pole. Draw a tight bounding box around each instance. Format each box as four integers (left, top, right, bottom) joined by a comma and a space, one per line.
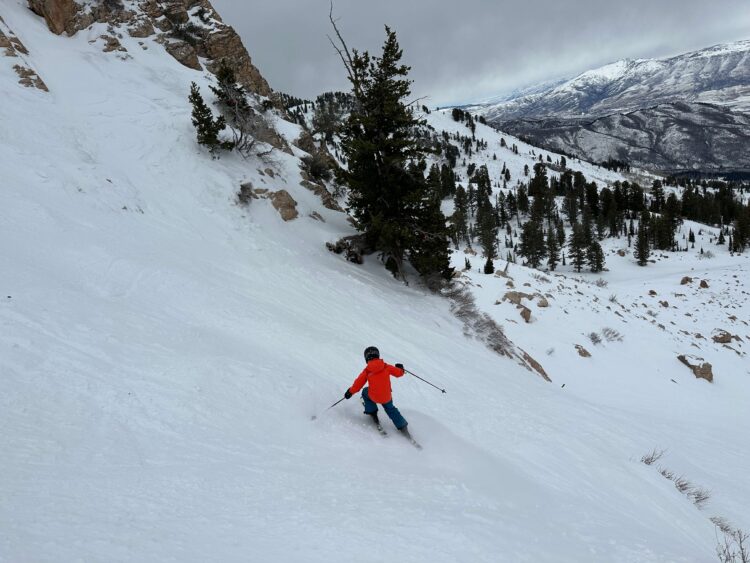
311, 397, 346, 420
404, 369, 446, 394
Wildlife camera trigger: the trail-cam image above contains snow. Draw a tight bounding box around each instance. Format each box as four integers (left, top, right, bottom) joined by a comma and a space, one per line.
1, 1, 749, 561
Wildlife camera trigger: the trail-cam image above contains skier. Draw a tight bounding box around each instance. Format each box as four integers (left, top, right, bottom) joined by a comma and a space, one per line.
344, 346, 408, 432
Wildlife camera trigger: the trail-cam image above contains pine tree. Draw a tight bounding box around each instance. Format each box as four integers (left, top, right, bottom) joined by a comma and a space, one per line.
333, 26, 451, 281
587, 240, 605, 273
188, 82, 232, 154
547, 226, 560, 271
519, 220, 546, 269
567, 223, 587, 272
634, 214, 650, 266
483, 257, 495, 274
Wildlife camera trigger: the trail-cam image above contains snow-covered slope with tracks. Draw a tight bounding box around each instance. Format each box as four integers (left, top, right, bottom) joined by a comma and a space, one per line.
1, 2, 749, 561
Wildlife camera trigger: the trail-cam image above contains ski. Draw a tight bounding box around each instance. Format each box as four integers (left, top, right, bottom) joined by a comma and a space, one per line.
367, 413, 388, 437
399, 427, 422, 450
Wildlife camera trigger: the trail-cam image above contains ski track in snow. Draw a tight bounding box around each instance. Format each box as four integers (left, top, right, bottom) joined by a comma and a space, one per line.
0, 2, 749, 562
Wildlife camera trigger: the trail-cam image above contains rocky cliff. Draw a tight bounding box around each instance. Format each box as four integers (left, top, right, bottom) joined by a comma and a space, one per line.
27, 0, 271, 97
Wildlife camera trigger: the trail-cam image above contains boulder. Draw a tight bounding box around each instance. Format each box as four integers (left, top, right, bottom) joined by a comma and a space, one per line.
680, 276, 692, 285
617, 249, 627, 257
128, 18, 155, 38
700, 280, 709, 289
712, 330, 733, 344
269, 190, 298, 221
502, 291, 534, 306
537, 296, 550, 308
28, 0, 79, 35
519, 305, 532, 323
649, 289, 657, 296
677, 354, 713, 383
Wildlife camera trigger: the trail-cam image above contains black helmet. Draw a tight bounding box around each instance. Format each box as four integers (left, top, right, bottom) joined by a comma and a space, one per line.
364, 346, 380, 362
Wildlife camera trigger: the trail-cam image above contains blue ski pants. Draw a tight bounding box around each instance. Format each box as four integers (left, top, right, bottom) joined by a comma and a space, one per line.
362, 387, 407, 429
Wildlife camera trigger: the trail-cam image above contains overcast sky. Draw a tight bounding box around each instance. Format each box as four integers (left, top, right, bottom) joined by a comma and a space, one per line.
210, 0, 750, 107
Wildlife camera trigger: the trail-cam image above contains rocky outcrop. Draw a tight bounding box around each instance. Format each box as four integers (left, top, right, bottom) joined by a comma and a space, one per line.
203, 26, 271, 97
237, 184, 298, 221
712, 330, 733, 344
677, 354, 714, 383
163, 40, 200, 70
575, 345, 591, 358
25, 0, 272, 97
28, 0, 78, 35
13, 64, 48, 91
269, 190, 298, 221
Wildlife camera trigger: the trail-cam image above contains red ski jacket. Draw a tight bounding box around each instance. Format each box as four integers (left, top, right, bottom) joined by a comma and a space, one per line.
348, 358, 405, 404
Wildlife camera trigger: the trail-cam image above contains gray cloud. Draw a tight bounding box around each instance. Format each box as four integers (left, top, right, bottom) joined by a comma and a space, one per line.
210, 0, 750, 106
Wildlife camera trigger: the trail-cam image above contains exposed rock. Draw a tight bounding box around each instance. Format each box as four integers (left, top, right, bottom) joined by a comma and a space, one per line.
575, 344, 591, 358
617, 249, 627, 257
294, 131, 317, 154
28, 0, 79, 35
237, 182, 254, 205
521, 351, 550, 382
502, 291, 535, 306
204, 26, 271, 97
700, 279, 709, 289
128, 18, 155, 38
269, 190, 298, 221
712, 329, 733, 344
537, 296, 550, 308
505, 280, 514, 288
681, 276, 692, 285
677, 354, 714, 383
659, 300, 669, 308
649, 289, 657, 296
519, 305, 532, 323
101, 34, 127, 53
13, 65, 48, 91
300, 180, 343, 212
163, 40, 200, 70
309, 211, 325, 222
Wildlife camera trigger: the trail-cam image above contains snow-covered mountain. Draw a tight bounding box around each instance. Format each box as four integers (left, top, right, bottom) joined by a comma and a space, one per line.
2, 1, 750, 561
480, 40, 750, 120
474, 40, 750, 174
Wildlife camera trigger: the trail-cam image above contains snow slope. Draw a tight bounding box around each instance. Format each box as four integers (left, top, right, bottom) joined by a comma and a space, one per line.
1, 3, 749, 562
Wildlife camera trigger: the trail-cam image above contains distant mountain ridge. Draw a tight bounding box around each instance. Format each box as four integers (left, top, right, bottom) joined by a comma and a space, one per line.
479, 40, 750, 120
473, 40, 750, 174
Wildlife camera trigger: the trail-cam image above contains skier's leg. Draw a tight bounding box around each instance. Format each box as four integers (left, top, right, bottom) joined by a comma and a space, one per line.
382, 400, 407, 430
361, 387, 378, 415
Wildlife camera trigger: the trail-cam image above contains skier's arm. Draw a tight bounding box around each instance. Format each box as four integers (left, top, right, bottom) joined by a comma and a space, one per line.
390, 363, 405, 377
349, 369, 368, 394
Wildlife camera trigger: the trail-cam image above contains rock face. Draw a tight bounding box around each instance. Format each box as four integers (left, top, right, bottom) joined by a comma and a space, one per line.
26, 0, 272, 97
28, 0, 78, 35
677, 354, 714, 383
204, 26, 271, 97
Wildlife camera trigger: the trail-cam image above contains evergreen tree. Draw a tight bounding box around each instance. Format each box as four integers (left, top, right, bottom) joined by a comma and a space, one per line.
519, 220, 546, 269
188, 82, 232, 154
634, 213, 651, 266
334, 27, 451, 281
567, 223, 587, 272
587, 240, 605, 273
547, 226, 560, 271
483, 256, 495, 274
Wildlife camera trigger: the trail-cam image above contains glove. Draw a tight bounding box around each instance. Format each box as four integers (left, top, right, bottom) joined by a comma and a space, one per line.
395, 363, 404, 370
344, 389, 352, 399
